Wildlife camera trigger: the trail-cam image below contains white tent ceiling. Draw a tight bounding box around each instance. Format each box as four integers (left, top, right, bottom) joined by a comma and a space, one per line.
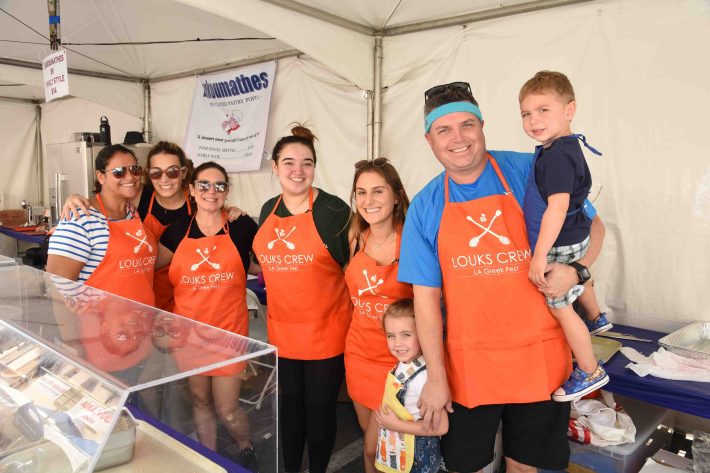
0, 0, 584, 95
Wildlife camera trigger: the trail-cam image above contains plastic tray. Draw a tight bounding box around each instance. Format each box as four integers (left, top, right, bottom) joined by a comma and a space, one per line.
658, 322, 710, 361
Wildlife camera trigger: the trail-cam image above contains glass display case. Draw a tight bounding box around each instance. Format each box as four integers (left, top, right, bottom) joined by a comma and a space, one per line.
0, 263, 277, 472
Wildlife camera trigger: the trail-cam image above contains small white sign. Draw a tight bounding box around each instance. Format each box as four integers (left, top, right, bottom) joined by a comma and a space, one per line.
43, 49, 69, 102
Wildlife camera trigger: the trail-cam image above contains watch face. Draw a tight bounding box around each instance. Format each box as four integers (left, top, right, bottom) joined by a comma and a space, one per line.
579, 267, 591, 282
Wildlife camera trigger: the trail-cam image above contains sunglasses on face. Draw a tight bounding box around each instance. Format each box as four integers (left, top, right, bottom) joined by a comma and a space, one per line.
424, 81, 472, 102
148, 165, 185, 180
101, 164, 142, 178
354, 157, 389, 169
194, 180, 228, 193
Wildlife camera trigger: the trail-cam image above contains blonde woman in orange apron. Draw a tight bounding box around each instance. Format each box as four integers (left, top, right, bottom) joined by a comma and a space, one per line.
61, 141, 243, 311
47, 145, 156, 371
252, 125, 352, 473
156, 161, 259, 469
398, 83, 606, 473
344, 158, 413, 473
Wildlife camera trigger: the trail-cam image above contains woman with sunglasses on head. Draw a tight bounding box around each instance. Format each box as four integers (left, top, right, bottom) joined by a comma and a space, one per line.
155, 161, 259, 468
344, 158, 413, 473
47, 144, 156, 306
252, 125, 352, 473
62, 141, 244, 310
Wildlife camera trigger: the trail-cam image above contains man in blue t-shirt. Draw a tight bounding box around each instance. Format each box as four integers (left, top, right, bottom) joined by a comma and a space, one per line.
398, 82, 605, 473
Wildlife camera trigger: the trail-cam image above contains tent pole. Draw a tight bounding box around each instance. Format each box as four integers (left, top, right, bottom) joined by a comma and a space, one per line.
143, 81, 151, 144
366, 90, 373, 160
381, 0, 593, 36
372, 36, 383, 159
35, 104, 43, 205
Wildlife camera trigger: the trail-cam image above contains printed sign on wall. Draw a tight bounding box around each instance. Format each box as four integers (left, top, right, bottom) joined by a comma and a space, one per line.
43, 49, 69, 102
184, 61, 276, 172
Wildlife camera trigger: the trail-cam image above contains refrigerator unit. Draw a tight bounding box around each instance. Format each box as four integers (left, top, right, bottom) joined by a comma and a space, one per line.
44, 142, 151, 223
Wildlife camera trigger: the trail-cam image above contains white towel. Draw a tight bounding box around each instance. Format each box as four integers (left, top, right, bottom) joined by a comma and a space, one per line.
620, 347, 710, 382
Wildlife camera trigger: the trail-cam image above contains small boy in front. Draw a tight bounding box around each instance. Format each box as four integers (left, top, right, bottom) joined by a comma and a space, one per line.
519, 70, 611, 401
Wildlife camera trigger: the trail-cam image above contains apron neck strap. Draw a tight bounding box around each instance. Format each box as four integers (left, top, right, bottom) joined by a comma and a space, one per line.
186, 211, 228, 238
272, 187, 314, 216
96, 193, 134, 219
444, 153, 512, 201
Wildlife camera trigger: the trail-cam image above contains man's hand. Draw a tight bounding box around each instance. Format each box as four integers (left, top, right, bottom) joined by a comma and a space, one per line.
543, 262, 578, 298
417, 376, 453, 432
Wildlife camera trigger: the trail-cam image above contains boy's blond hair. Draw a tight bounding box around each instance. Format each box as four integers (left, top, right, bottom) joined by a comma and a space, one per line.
519, 70, 575, 104
382, 298, 415, 331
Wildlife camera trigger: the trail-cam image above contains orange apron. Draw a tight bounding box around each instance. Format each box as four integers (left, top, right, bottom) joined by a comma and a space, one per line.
438, 155, 571, 408
144, 191, 192, 311
344, 232, 413, 409
252, 188, 352, 360
169, 213, 248, 376
80, 193, 157, 371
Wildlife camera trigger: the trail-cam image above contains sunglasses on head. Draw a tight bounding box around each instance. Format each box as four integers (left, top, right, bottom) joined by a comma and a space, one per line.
101, 164, 142, 178
354, 157, 389, 169
424, 81, 472, 102
194, 180, 228, 193
148, 165, 185, 180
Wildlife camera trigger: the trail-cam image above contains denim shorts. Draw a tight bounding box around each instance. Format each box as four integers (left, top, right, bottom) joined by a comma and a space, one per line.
413, 435, 442, 473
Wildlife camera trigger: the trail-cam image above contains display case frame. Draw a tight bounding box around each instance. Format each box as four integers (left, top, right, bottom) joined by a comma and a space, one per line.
0, 263, 278, 472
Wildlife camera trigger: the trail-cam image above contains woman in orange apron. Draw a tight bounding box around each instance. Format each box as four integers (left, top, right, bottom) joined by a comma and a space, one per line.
344, 158, 413, 473
156, 161, 259, 468
61, 141, 243, 311
252, 125, 352, 473
47, 144, 156, 371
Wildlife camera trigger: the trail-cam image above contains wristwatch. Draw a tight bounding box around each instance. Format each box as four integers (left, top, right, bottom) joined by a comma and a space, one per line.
568, 262, 591, 284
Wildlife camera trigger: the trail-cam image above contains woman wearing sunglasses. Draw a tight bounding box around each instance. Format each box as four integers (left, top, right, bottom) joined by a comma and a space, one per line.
252, 125, 351, 473
61, 141, 243, 310
343, 158, 413, 473
155, 161, 259, 468
47, 144, 157, 307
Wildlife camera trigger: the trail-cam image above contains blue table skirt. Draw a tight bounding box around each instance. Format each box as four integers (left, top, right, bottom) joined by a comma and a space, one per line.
0, 226, 47, 244
602, 324, 710, 419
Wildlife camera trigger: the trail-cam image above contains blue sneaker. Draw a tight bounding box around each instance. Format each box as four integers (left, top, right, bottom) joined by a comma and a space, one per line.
552, 361, 609, 402
584, 312, 613, 335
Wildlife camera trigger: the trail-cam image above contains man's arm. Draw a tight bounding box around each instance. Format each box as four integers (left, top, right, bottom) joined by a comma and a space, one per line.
413, 284, 452, 432
544, 215, 605, 297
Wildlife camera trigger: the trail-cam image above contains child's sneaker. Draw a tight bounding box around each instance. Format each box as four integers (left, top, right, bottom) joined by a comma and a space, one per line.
552, 361, 609, 402
584, 312, 613, 335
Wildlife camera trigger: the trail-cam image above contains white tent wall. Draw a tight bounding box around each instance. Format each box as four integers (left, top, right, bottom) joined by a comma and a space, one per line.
0, 100, 38, 255
151, 56, 368, 215
380, 0, 710, 330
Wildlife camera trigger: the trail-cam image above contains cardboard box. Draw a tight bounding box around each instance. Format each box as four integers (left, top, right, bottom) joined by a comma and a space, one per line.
0, 210, 26, 227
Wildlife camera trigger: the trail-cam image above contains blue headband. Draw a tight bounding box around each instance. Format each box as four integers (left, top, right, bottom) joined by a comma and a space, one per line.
424, 102, 483, 133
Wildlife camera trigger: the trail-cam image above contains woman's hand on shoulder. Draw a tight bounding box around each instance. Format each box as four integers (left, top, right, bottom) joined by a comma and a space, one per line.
61, 194, 91, 220
225, 205, 247, 221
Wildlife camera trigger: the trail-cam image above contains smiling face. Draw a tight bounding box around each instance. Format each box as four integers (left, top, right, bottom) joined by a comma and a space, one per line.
96, 151, 140, 200
425, 111, 487, 183
190, 167, 229, 212
520, 91, 576, 146
355, 171, 397, 227
385, 316, 421, 364
148, 152, 185, 199
272, 143, 315, 197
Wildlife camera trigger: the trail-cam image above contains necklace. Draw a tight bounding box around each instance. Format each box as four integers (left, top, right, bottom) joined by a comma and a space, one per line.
370, 232, 395, 250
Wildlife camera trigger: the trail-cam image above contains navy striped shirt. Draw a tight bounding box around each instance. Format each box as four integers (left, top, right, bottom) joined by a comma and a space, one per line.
48, 207, 131, 284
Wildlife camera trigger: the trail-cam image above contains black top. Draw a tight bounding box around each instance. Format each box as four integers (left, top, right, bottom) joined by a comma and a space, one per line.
137, 186, 191, 226
258, 188, 351, 267
160, 214, 258, 274
535, 135, 592, 246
